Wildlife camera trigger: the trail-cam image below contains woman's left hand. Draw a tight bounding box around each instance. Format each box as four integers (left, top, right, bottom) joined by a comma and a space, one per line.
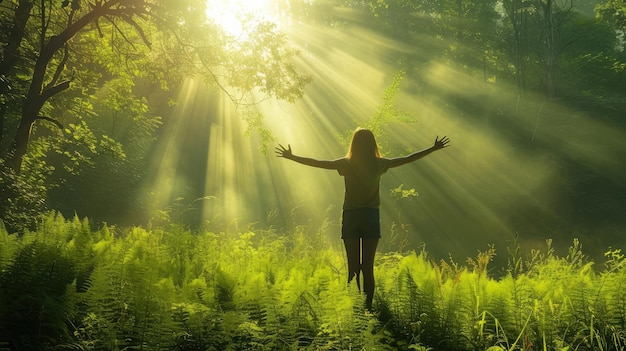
434, 136, 450, 149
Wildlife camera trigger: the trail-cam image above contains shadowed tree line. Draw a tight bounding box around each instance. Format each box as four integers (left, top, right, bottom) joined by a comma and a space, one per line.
0, 0, 625, 250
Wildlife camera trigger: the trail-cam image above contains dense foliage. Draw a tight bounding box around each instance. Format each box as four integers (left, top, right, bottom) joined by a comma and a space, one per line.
0, 0, 310, 231
0, 214, 624, 350
1, 0, 625, 235
1, 1, 625, 348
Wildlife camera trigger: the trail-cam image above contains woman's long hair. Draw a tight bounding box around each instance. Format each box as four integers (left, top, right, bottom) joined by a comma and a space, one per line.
346, 128, 381, 160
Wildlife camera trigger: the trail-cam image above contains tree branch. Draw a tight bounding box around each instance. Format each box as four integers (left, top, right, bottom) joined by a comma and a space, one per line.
95, 18, 105, 37
120, 13, 151, 48
35, 115, 63, 129
103, 10, 152, 48
46, 44, 70, 90
41, 80, 71, 101
103, 15, 139, 50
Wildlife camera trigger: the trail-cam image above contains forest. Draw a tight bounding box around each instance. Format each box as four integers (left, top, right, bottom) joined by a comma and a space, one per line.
1, 0, 625, 350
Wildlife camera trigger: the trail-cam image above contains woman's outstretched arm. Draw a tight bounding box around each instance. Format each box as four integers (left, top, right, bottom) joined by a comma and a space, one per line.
388, 136, 450, 168
275, 144, 339, 170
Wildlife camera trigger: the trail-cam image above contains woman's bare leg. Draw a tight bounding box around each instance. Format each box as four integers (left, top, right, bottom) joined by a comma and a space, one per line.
361, 238, 379, 309
343, 238, 361, 291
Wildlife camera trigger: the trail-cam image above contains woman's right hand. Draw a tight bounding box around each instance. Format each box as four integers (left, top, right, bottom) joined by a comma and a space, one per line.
275, 144, 293, 159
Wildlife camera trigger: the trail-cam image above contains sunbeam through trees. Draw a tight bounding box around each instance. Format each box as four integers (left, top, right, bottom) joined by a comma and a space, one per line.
1, 0, 625, 349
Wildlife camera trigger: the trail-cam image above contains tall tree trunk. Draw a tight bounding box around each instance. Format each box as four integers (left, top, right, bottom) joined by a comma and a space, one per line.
504, 0, 528, 95
0, 0, 34, 76
0, 102, 5, 150
8, 36, 65, 172
540, 0, 557, 97
0, 0, 34, 159
6, 2, 119, 173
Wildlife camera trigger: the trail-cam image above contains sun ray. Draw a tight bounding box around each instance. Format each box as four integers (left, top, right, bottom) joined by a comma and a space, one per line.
145, 2, 626, 262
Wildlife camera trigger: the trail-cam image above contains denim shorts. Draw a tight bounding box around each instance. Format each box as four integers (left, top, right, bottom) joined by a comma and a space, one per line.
341, 208, 381, 239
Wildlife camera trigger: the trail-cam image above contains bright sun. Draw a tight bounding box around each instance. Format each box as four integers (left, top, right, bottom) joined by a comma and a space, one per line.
205, 0, 279, 38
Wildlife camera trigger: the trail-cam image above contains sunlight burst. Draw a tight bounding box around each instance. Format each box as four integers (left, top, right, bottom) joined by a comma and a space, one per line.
205, 0, 281, 39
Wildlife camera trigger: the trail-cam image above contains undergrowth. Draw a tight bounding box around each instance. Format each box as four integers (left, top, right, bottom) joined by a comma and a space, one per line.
0, 213, 625, 350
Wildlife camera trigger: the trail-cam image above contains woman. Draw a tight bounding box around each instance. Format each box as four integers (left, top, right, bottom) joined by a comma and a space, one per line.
275, 128, 450, 309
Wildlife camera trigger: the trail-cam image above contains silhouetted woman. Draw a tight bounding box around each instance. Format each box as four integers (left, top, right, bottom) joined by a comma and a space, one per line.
276, 128, 450, 309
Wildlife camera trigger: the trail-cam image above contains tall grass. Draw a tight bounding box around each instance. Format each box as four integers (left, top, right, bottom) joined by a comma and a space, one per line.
0, 213, 624, 350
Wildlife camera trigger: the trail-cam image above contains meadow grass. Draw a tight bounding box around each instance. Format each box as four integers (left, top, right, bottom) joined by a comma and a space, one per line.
0, 213, 624, 350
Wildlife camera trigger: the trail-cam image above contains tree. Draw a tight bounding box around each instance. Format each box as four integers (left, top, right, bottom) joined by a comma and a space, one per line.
0, 0, 310, 230
501, 0, 581, 97
0, 0, 309, 173
532, 0, 578, 97
501, 0, 532, 93
596, 0, 626, 33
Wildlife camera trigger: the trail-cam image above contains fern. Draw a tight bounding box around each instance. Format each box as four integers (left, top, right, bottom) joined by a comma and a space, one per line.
290, 291, 320, 348
3, 214, 626, 350
0, 241, 77, 349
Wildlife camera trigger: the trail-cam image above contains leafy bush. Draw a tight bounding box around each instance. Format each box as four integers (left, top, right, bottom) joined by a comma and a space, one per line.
0, 213, 624, 350
0, 158, 49, 233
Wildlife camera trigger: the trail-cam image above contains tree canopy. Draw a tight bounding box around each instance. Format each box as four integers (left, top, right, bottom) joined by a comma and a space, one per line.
1, 0, 624, 240
0, 0, 311, 230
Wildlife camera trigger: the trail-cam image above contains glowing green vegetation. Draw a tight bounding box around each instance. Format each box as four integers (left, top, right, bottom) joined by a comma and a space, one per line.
1, 214, 624, 350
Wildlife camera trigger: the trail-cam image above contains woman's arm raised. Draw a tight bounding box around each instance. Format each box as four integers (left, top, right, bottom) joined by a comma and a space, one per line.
388, 136, 450, 168
275, 144, 339, 170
